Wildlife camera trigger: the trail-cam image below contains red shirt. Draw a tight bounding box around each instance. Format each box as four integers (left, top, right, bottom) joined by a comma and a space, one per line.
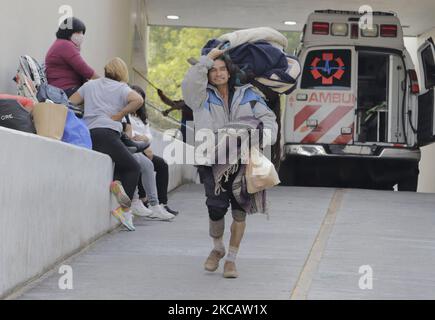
45, 39, 95, 90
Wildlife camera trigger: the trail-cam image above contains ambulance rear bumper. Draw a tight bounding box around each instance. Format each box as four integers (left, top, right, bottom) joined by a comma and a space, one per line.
284, 144, 421, 161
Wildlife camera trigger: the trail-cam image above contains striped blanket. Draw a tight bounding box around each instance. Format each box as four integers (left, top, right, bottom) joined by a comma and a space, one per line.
212, 118, 268, 215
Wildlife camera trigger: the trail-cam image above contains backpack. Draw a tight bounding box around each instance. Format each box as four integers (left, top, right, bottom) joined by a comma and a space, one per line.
13, 55, 47, 102
36, 82, 84, 118
0, 94, 35, 111
17, 56, 84, 118
0, 99, 36, 134
14, 55, 84, 117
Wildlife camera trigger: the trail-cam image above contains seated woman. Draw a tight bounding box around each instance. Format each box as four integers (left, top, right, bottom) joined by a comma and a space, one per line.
123, 117, 175, 221
46, 17, 99, 97
129, 85, 180, 216
69, 58, 142, 231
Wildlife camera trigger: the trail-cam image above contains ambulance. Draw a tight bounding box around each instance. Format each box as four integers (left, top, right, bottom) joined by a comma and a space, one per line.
281, 10, 435, 191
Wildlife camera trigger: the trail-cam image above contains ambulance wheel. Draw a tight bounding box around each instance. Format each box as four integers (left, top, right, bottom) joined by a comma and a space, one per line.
397, 165, 419, 192
279, 158, 296, 186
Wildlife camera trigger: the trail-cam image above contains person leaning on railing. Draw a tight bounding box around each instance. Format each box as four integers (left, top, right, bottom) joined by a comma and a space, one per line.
158, 89, 193, 144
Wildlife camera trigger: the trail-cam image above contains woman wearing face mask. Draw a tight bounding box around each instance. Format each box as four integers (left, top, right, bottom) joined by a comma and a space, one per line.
45, 17, 99, 97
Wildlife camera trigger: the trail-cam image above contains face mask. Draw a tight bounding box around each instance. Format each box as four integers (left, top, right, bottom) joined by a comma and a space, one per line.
71, 33, 84, 49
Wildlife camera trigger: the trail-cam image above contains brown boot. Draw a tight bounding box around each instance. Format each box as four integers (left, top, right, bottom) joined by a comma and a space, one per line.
223, 261, 239, 279
204, 249, 226, 272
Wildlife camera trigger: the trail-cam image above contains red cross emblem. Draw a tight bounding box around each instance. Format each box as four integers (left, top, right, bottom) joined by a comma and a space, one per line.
310, 53, 346, 85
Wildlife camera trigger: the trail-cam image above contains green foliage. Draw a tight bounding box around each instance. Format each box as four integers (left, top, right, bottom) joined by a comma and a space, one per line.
146, 27, 231, 121
146, 26, 301, 127
281, 31, 302, 55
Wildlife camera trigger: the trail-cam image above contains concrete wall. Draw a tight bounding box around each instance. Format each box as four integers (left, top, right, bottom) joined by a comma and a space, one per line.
0, 0, 196, 298
130, 0, 150, 88
0, 126, 116, 298
150, 128, 198, 190
0, 0, 136, 298
0, 126, 196, 299
0, 0, 136, 93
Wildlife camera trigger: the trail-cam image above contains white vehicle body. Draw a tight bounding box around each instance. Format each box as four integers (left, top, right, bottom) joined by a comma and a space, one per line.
281, 10, 435, 190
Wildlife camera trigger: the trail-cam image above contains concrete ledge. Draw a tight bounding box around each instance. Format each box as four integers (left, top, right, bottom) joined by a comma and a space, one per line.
0, 126, 195, 299
0, 127, 115, 298
149, 128, 197, 190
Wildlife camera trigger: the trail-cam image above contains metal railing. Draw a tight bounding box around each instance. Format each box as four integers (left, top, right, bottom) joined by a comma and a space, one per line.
145, 99, 184, 127
133, 67, 194, 139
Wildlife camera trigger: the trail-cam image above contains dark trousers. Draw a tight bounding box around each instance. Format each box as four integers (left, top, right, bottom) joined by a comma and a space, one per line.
138, 155, 169, 204
197, 165, 245, 222
64, 86, 80, 98
90, 128, 140, 200
181, 118, 187, 144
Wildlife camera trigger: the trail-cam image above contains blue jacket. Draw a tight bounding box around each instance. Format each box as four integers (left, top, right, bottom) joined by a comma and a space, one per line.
182, 55, 278, 160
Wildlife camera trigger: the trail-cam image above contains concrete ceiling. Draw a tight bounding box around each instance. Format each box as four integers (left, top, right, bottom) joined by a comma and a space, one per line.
145, 0, 435, 37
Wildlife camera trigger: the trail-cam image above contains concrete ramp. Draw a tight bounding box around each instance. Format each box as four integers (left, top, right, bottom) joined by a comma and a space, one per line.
307, 189, 435, 299
12, 185, 435, 300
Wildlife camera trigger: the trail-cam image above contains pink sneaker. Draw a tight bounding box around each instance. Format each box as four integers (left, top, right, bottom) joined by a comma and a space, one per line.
111, 207, 135, 231
110, 181, 131, 208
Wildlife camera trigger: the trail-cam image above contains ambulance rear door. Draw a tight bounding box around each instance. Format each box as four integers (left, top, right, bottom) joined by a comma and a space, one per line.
417, 38, 435, 146
289, 47, 357, 145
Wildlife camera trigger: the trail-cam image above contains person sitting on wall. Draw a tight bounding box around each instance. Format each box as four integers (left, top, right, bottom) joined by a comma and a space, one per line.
69, 57, 142, 231
46, 17, 99, 98
130, 85, 180, 216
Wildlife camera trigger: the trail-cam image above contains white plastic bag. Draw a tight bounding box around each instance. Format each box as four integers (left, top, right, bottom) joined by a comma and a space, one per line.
246, 147, 280, 194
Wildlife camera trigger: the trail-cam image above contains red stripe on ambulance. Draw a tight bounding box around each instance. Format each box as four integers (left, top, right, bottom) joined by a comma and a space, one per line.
332, 124, 354, 144
294, 105, 321, 130
301, 106, 354, 144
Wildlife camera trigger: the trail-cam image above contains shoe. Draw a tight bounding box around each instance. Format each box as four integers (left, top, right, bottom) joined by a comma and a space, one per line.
131, 199, 153, 217
123, 210, 136, 231
223, 261, 239, 279
161, 205, 177, 219
163, 205, 179, 216
204, 249, 226, 272
111, 207, 135, 231
149, 205, 175, 221
141, 199, 149, 208
110, 181, 131, 208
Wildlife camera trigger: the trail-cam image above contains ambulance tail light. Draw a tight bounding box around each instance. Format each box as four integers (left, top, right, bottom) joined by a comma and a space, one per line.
409, 70, 420, 94
350, 24, 359, 39
380, 24, 398, 37
312, 22, 329, 35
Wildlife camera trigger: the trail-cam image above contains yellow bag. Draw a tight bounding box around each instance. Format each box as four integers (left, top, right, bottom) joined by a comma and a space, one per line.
32, 102, 68, 140
246, 147, 281, 194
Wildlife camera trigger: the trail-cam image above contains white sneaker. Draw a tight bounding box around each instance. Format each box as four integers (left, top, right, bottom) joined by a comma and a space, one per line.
149, 204, 175, 221
161, 205, 176, 219
131, 199, 153, 217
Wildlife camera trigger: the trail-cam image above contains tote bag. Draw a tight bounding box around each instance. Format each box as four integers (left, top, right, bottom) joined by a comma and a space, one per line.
246, 147, 280, 194
32, 102, 68, 140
